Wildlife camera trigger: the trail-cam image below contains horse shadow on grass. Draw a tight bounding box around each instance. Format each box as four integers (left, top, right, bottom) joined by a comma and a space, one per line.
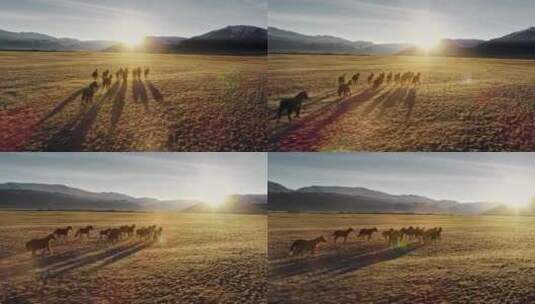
44, 82, 120, 151
361, 86, 419, 120
0, 240, 154, 281
35, 88, 85, 126
109, 81, 128, 135
146, 81, 164, 102
270, 242, 423, 282
271, 87, 384, 150
361, 86, 407, 117
42, 240, 153, 278
133, 78, 149, 111
404, 87, 419, 122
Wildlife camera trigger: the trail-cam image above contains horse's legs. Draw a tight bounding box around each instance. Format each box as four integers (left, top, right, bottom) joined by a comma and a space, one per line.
276, 106, 283, 123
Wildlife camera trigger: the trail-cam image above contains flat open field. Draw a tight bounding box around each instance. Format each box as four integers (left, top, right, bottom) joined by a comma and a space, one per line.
0, 51, 267, 151
268, 54, 535, 151
269, 213, 535, 304
0, 211, 266, 304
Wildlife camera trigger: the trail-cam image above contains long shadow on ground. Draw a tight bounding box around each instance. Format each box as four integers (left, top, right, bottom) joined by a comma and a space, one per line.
146, 80, 164, 102
45, 82, 120, 151
109, 81, 128, 135
404, 87, 419, 122
271, 87, 384, 151
43, 240, 153, 278
0, 240, 153, 281
270, 242, 423, 282
133, 78, 149, 111
35, 88, 84, 126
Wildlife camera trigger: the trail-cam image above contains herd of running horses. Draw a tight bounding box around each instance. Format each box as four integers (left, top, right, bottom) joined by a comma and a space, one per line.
289, 226, 442, 257
80, 67, 151, 106
24, 224, 163, 256
276, 71, 422, 122
338, 71, 421, 98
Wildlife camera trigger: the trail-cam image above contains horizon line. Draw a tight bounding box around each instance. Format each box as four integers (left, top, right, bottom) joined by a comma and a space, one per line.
1, 24, 268, 42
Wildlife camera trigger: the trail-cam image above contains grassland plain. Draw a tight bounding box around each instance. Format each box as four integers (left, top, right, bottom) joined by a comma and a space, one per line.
268, 54, 535, 151
0, 51, 267, 152
0, 211, 266, 304
269, 212, 535, 304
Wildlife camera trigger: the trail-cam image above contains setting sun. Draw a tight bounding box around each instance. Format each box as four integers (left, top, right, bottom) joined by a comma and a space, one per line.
204, 192, 230, 208
409, 13, 444, 51
114, 18, 149, 47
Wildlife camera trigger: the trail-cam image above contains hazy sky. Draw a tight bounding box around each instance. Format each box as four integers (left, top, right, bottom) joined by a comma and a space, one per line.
1, 0, 267, 41
269, 0, 535, 44
0, 153, 267, 202
269, 153, 535, 206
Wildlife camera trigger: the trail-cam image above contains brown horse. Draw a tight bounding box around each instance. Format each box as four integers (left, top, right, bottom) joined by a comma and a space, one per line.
75, 225, 94, 238
277, 91, 309, 122
289, 236, 327, 256
108, 228, 122, 244
367, 73, 375, 85
351, 73, 360, 85
357, 227, 378, 241
53, 226, 72, 239
26, 234, 56, 256
333, 228, 354, 243
338, 83, 351, 98
81, 81, 99, 106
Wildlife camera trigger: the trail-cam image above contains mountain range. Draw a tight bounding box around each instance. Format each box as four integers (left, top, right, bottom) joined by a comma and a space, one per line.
0, 29, 117, 51
0, 182, 266, 213
268, 27, 412, 55
268, 181, 500, 214
0, 25, 267, 54
269, 26, 535, 58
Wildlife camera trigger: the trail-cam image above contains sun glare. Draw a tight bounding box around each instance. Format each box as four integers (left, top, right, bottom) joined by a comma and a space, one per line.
409, 13, 444, 52
205, 192, 230, 208
114, 17, 149, 48
192, 167, 236, 209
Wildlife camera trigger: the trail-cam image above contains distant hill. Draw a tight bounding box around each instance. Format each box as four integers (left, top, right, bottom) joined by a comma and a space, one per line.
268, 27, 368, 54
482, 203, 535, 216
482, 205, 519, 216
0, 182, 258, 213
105, 25, 267, 55
268, 181, 499, 214
0, 25, 266, 54
268, 27, 412, 55
475, 27, 535, 58
176, 25, 266, 54
359, 43, 415, 55
269, 26, 535, 59
0, 29, 116, 51
0, 189, 143, 211
183, 194, 267, 214
268, 181, 293, 193
401, 27, 535, 59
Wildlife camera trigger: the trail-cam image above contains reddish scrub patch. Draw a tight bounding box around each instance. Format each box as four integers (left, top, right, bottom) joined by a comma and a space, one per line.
0, 106, 41, 151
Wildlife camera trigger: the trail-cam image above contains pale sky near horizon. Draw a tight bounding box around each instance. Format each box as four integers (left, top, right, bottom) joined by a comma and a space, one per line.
0, 0, 267, 41
269, 0, 535, 45
269, 153, 535, 206
0, 153, 267, 203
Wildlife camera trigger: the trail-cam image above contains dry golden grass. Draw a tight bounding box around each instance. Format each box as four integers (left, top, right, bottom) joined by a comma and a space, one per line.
0, 211, 266, 303
268, 54, 535, 151
0, 51, 267, 151
269, 213, 535, 304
